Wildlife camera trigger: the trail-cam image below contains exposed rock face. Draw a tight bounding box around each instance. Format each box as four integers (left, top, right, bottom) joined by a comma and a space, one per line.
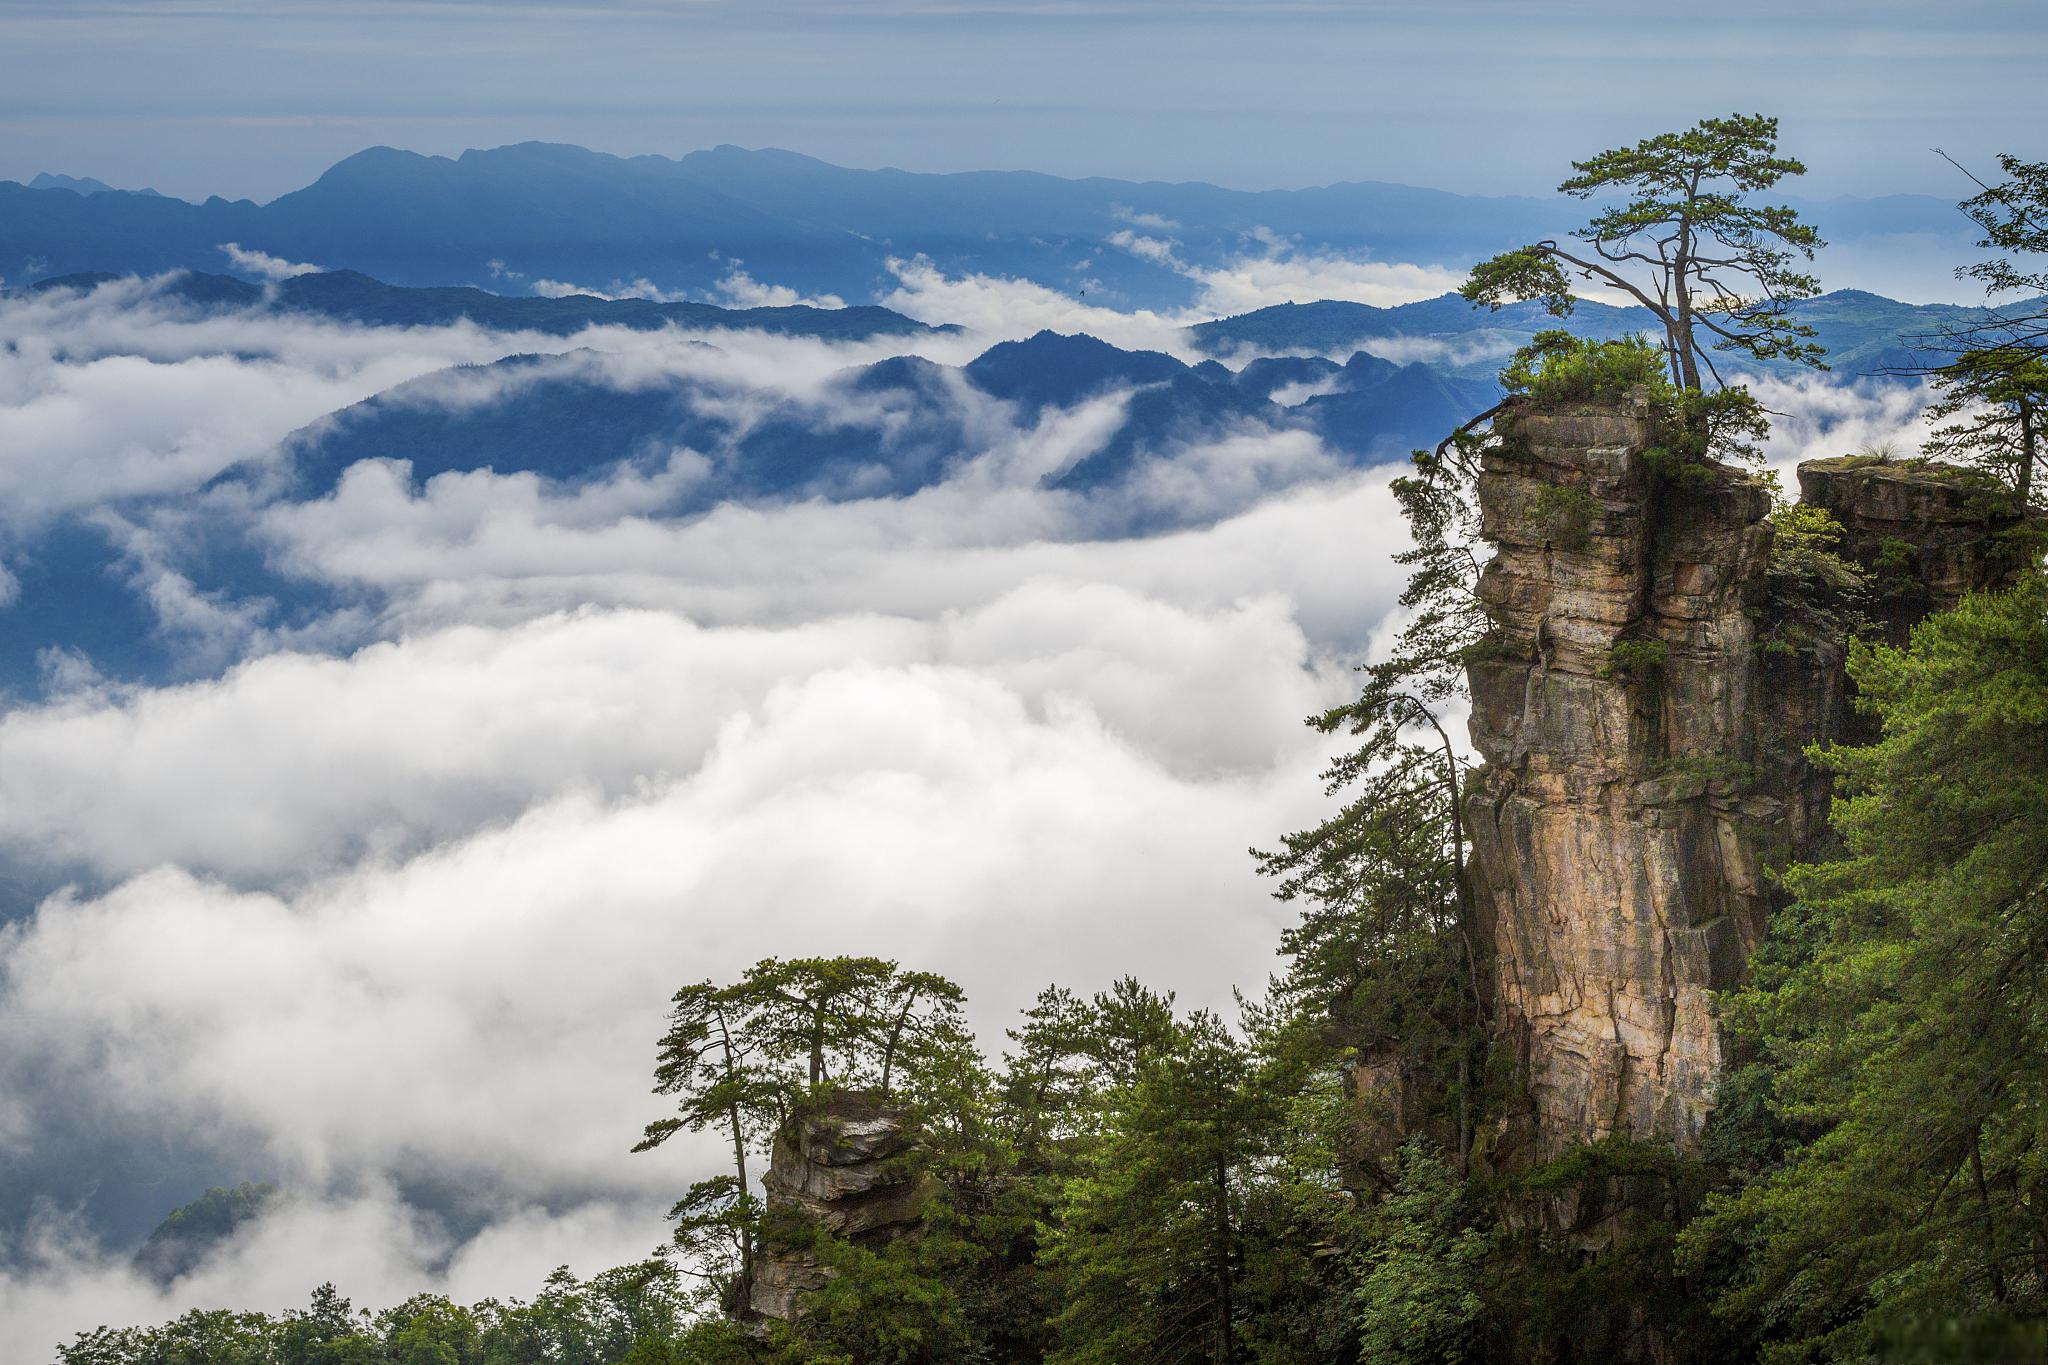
1461, 403, 2024, 1165
749, 1092, 935, 1322
1463, 399, 1775, 1158
1801, 456, 2027, 643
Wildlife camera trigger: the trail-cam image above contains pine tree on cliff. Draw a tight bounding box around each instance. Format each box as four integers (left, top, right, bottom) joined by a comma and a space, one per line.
1918, 153, 2048, 509
1923, 346, 2048, 508
1463, 112, 1826, 390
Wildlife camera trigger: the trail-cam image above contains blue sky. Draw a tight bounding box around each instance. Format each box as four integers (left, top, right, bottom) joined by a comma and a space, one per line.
1, 0, 2043, 202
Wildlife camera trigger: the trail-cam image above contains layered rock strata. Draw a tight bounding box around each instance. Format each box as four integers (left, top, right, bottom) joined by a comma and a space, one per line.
1461, 401, 2025, 1163
749, 1092, 935, 1322
1801, 455, 2028, 643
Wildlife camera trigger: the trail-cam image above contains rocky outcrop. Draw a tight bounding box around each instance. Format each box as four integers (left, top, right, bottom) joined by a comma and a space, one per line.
1463, 398, 1776, 1159
748, 1092, 935, 1322
1461, 402, 2025, 1166
1801, 456, 2028, 643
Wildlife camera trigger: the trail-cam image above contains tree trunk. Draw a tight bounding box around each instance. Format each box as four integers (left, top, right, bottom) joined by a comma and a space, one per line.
1672, 262, 1700, 390
1673, 182, 1702, 390
1972, 1128, 2010, 1304
809, 1004, 826, 1089
1213, 1151, 1234, 1365
2018, 392, 2037, 506
721, 1040, 754, 1289
880, 987, 921, 1098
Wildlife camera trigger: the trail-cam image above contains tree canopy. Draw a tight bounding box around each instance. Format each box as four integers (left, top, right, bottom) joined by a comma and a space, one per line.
1462, 113, 1825, 389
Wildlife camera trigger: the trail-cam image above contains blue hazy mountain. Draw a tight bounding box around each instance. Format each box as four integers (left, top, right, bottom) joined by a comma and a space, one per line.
0, 325, 1479, 696
963, 332, 1191, 415
2, 142, 1979, 310
1, 144, 882, 299
27, 171, 165, 197
18, 267, 949, 341
280, 329, 1492, 506
1188, 290, 2034, 380
0, 264, 1999, 705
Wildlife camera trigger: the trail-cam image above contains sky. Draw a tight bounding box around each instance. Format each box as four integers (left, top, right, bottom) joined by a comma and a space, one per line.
0, 0, 2043, 202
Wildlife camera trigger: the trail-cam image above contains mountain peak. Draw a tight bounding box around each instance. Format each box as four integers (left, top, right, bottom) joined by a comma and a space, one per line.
28, 171, 163, 197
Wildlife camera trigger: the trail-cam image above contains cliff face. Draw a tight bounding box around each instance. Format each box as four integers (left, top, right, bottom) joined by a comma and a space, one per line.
749, 1093, 934, 1322
1801, 456, 2025, 644
1461, 402, 2023, 1164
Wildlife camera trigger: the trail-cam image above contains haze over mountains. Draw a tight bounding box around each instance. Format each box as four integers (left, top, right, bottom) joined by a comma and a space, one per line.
0, 259, 2010, 709
1, 141, 1988, 308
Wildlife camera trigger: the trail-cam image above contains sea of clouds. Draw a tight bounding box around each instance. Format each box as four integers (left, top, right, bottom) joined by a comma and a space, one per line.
0, 252, 1948, 1355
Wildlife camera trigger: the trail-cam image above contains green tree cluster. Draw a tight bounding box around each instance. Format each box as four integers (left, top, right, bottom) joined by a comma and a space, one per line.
57, 1266, 750, 1365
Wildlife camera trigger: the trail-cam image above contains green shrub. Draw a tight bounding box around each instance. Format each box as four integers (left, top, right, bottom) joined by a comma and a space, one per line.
1497, 331, 1769, 472
1500, 329, 1669, 403
1529, 483, 1597, 550
1602, 637, 1669, 680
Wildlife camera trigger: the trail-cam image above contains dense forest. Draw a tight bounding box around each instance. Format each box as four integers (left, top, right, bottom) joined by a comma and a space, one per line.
55, 120, 2048, 1365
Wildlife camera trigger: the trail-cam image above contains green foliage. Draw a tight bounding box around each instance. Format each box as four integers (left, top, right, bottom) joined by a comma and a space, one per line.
1647, 753, 1760, 791
1683, 572, 2048, 1359
1923, 346, 2048, 509
1496, 328, 1772, 472
1346, 1146, 1489, 1364
1529, 482, 1598, 551
1956, 154, 2048, 302
1464, 114, 1826, 389
1659, 383, 1773, 468
634, 956, 978, 1305
57, 1265, 710, 1365
1601, 637, 1670, 680
1499, 329, 1669, 403
132, 1183, 279, 1286
1042, 1009, 1270, 1365
1760, 501, 1870, 651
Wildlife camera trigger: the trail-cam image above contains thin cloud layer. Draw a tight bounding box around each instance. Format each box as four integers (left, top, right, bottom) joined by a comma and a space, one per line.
218, 243, 322, 281
878, 241, 1466, 358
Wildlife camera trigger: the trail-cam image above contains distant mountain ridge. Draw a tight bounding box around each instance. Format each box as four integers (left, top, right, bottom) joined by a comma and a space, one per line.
1, 141, 1981, 309
27, 171, 164, 198
1191, 289, 2041, 381
278, 326, 1494, 503
16, 267, 950, 341
0, 263, 2006, 700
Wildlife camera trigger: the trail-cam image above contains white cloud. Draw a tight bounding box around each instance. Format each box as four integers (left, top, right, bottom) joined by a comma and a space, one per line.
711, 262, 846, 310
254, 451, 1407, 649
1268, 376, 1342, 406
0, 273, 1417, 1345
1105, 228, 1182, 265
1744, 370, 1942, 486
0, 580, 1365, 1361
881, 253, 1203, 355
219, 242, 321, 281
1109, 204, 1180, 232
0, 279, 987, 537
0, 641, 1341, 1185
1357, 332, 1522, 367
528, 276, 686, 302
882, 241, 1465, 359
1180, 242, 1467, 318
0, 1191, 665, 1361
